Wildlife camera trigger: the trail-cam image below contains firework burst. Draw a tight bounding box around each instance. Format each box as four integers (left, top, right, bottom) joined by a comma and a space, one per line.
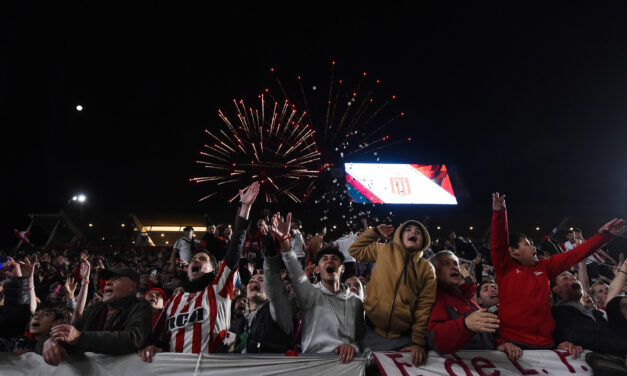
191, 96, 321, 203
192, 61, 408, 229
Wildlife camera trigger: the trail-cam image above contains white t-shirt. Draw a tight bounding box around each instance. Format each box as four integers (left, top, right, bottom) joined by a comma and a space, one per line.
333, 233, 358, 263
174, 237, 201, 263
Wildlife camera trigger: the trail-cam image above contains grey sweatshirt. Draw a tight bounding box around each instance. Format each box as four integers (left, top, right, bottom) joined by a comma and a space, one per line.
280, 249, 364, 353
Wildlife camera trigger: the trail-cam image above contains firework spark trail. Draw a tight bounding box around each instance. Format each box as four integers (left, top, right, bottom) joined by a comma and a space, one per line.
324, 61, 336, 140
194, 96, 320, 202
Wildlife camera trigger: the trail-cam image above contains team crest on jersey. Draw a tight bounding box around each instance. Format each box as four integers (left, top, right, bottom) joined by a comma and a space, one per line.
167, 307, 206, 330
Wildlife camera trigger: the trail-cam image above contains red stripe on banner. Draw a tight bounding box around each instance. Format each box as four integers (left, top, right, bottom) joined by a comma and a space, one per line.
191, 289, 205, 354
345, 172, 384, 204
207, 286, 218, 353
175, 294, 195, 353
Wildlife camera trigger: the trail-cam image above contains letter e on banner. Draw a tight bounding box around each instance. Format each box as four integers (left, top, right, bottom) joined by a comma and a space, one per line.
444, 354, 473, 376
471, 357, 500, 376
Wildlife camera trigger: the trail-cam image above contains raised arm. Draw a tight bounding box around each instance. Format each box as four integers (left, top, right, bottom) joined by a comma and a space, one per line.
274, 212, 316, 309
263, 231, 293, 335
577, 261, 590, 294
608, 259, 627, 304
545, 219, 624, 279
72, 257, 91, 324
490, 193, 513, 278
348, 224, 393, 263
223, 182, 259, 270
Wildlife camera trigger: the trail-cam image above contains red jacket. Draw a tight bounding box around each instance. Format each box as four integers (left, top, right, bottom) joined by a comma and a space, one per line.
491, 209, 612, 347
427, 281, 485, 353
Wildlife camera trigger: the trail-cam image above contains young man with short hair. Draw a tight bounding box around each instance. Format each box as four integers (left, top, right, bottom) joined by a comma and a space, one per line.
270, 212, 364, 363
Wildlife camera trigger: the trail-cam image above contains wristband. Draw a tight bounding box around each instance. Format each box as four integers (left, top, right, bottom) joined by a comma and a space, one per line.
280, 234, 291, 241
619, 269, 627, 276
81, 281, 89, 286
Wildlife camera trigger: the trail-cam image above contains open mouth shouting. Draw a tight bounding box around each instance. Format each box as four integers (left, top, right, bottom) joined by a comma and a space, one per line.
191, 265, 200, 273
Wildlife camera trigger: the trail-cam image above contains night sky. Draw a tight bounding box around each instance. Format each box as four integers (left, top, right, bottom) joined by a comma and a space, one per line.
2, 2, 626, 246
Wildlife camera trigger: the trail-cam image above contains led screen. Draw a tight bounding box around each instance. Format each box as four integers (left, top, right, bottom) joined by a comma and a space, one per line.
344, 163, 457, 204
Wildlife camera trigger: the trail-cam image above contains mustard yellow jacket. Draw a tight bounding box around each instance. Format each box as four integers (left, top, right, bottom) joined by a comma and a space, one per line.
349, 221, 436, 347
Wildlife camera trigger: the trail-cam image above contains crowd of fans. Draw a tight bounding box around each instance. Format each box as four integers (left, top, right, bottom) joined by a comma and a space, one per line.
1, 184, 626, 375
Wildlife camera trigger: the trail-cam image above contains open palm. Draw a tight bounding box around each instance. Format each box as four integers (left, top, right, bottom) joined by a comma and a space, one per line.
239, 181, 260, 206
271, 212, 292, 238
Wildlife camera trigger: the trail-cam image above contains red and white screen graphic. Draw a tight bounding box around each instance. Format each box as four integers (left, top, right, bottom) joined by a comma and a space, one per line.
345, 163, 457, 204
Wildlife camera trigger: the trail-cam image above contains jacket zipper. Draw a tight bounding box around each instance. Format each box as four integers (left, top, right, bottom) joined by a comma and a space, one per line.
385, 253, 410, 337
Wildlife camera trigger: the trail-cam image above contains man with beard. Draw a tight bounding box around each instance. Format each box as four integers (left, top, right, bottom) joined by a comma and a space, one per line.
551, 271, 627, 353
427, 251, 522, 358
476, 281, 499, 312
270, 212, 364, 363
144, 288, 167, 327
228, 272, 292, 353
139, 182, 259, 361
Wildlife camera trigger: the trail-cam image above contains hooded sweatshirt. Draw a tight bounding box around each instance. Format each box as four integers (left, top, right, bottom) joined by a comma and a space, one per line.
281, 249, 364, 353
349, 220, 436, 347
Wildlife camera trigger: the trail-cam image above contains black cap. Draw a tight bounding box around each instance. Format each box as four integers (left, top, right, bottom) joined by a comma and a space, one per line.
183, 226, 194, 232
99, 268, 140, 284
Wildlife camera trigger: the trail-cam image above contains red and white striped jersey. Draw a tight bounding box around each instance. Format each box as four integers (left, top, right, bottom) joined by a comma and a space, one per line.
154, 263, 235, 354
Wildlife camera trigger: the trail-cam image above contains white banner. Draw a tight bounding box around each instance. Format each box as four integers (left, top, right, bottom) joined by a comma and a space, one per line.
0, 352, 367, 376
373, 350, 593, 376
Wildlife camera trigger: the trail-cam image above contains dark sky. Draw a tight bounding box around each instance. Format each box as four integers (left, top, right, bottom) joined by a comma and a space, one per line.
2, 2, 627, 246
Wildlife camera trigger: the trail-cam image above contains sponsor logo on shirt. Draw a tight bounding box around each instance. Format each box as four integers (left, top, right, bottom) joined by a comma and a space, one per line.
167, 307, 205, 330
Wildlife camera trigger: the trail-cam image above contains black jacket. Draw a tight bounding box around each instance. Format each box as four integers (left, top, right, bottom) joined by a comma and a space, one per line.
552, 301, 627, 354
0, 277, 30, 340
35, 294, 153, 355
231, 301, 291, 353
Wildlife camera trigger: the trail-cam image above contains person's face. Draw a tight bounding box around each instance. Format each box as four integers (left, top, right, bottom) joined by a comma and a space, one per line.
29, 310, 61, 337
103, 276, 137, 304
234, 297, 248, 316
207, 225, 216, 234
247, 274, 267, 302
573, 231, 583, 240
315, 253, 344, 283
435, 254, 462, 288
185, 229, 194, 239
345, 277, 363, 299
139, 274, 150, 289
592, 283, 609, 307
187, 252, 214, 281
566, 232, 574, 242
402, 225, 423, 251
581, 292, 595, 308
145, 290, 165, 311
477, 283, 499, 308
223, 227, 232, 238
509, 238, 538, 266
448, 232, 456, 241
552, 272, 583, 302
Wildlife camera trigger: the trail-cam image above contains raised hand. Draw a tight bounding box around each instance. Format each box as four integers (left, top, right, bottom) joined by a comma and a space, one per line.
79, 257, 91, 280
239, 181, 260, 206
598, 218, 626, 237
376, 224, 394, 240
1, 258, 22, 278
64, 277, 77, 297
492, 192, 506, 211
271, 212, 292, 239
